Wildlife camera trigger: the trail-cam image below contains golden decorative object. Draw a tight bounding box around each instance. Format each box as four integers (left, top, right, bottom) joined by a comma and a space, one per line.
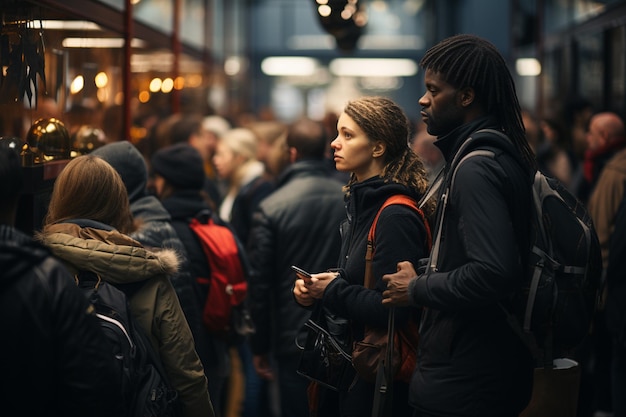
25, 117, 70, 163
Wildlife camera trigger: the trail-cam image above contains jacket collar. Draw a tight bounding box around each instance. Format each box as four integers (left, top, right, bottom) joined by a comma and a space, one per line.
276, 160, 333, 188
130, 195, 172, 223
39, 222, 179, 285
434, 116, 499, 163
161, 190, 211, 220
346, 177, 417, 225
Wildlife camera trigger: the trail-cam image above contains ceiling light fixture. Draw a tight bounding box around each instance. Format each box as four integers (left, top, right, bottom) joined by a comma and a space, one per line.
261, 57, 320, 76
516, 58, 541, 76
329, 58, 418, 77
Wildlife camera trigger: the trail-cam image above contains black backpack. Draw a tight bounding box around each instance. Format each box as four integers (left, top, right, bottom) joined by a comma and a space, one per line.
77, 271, 181, 417
430, 128, 602, 367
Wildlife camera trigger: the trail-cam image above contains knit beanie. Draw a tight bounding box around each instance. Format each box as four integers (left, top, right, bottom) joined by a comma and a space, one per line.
151, 143, 205, 190
92, 141, 148, 203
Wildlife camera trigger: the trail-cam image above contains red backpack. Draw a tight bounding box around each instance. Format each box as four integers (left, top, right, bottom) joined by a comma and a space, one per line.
189, 216, 248, 335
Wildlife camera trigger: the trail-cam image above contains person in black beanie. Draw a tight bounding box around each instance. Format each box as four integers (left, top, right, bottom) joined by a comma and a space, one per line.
152, 142, 207, 191
151, 142, 231, 417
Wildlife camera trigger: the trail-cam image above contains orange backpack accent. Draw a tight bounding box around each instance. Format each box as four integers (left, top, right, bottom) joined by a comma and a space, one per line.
352, 194, 431, 383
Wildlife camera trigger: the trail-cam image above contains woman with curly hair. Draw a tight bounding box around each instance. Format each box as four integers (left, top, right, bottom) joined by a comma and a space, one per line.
293, 96, 432, 416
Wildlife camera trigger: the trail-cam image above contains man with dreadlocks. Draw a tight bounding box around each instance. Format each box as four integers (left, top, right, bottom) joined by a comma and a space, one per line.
382, 34, 536, 417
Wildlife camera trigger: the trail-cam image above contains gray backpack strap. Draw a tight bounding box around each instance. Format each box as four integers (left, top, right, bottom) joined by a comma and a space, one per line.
428, 128, 509, 270
428, 148, 496, 270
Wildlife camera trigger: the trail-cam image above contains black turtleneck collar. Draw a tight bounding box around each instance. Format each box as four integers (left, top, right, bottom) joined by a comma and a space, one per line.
434, 116, 500, 163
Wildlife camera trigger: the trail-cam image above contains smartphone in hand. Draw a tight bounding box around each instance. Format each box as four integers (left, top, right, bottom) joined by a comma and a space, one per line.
291, 265, 313, 283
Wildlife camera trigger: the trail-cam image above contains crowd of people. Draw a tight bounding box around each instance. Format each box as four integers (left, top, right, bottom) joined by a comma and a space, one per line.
2, 33, 626, 417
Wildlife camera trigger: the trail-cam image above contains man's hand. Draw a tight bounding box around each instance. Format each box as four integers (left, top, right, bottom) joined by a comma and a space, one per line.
253, 354, 275, 381
382, 261, 418, 307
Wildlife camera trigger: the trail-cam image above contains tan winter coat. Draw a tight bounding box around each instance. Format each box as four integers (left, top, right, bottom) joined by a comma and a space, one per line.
39, 222, 214, 417
588, 147, 626, 269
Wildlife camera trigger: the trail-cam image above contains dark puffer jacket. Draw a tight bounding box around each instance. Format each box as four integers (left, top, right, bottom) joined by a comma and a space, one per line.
0, 225, 125, 417
408, 117, 534, 417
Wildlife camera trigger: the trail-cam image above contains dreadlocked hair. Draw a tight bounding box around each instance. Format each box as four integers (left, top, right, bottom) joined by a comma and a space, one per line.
420, 34, 536, 170
342, 96, 435, 217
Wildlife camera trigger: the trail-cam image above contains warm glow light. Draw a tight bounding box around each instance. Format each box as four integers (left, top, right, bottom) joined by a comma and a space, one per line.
95, 72, 108, 88
62, 38, 146, 48
261, 57, 319, 76
70, 75, 84, 94
138, 91, 150, 103
318, 5, 332, 17
329, 58, 418, 77
149, 78, 162, 93
174, 76, 185, 90
97, 88, 108, 102
42, 20, 101, 30
161, 78, 174, 93
516, 58, 542, 76
187, 74, 203, 88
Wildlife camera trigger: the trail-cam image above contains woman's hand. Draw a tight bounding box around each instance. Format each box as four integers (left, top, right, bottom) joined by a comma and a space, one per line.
306, 271, 339, 299
293, 278, 315, 306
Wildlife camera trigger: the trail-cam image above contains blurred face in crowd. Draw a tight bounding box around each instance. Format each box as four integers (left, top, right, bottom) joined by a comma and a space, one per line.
152, 174, 166, 198
189, 129, 214, 162
331, 112, 381, 182
213, 141, 239, 181
264, 135, 291, 177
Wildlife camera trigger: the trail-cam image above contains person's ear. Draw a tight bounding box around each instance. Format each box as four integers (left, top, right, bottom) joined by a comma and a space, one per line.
372, 141, 386, 158
459, 87, 475, 107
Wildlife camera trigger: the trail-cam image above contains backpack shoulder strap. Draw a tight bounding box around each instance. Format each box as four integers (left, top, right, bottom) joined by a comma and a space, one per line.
364, 195, 432, 289
429, 128, 514, 270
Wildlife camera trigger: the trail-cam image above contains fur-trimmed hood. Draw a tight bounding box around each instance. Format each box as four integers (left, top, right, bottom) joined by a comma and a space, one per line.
38, 222, 179, 285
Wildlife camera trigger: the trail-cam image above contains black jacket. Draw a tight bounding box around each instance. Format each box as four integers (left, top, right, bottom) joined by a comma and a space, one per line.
408, 117, 534, 417
247, 160, 346, 357
230, 175, 275, 244
161, 191, 231, 378
318, 177, 428, 417
0, 225, 125, 417
324, 177, 429, 334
